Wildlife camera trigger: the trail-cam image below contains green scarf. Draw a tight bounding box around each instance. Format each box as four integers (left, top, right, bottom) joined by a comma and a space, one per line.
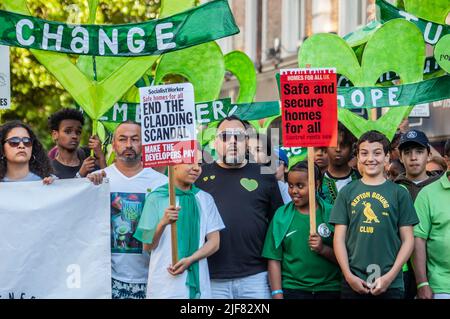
151, 183, 201, 299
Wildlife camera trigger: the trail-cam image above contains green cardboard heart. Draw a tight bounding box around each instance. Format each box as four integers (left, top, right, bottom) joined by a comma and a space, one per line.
154, 42, 225, 102
434, 34, 450, 73
298, 19, 425, 140
224, 51, 257, 103
240, 178, 258, 192
404, 0, 450, 24
2, 0, 197, 122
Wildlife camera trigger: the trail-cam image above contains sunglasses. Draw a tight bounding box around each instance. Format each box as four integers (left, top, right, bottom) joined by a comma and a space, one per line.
217, 130, 247, 142
4, 136, 33, 148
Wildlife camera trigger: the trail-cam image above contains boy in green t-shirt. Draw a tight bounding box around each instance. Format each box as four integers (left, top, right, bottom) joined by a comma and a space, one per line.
330, 131, 419, 299
262, 161, 342, 299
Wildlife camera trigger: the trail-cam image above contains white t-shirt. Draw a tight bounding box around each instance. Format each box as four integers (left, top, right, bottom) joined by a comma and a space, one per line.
102, 164, 167, 283
146, 190, 225, 299
325, 172, 353, 192
278, 180, 292, 204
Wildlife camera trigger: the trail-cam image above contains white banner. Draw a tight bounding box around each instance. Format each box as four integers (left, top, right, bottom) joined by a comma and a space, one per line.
0, 45, 11, 109
0, 179, 112, 299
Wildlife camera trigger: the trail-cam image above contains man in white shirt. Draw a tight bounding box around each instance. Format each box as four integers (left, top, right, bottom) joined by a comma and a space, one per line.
93, 121, 167, 299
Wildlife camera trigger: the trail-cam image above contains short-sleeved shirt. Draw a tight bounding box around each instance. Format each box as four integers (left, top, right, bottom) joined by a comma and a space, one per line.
101, 164, 167, 284
329, 179, 419, 290
51, 147, 100, 179
413, 172, 450, 293
195, 162, 284, 279
137, 190, 225, 299
321, 169, 361, 205
262, 201, 341, 292
2, 172, 42, 182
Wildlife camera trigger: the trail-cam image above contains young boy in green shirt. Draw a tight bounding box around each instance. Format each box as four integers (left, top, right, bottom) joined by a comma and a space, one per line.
330, 130, 419, 299
262, 161, 342, 299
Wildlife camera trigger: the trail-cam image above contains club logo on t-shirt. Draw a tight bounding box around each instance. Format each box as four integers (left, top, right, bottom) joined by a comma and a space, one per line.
318, 223, 331, 238
351, 192, 390, 235
362, 202, 380, 224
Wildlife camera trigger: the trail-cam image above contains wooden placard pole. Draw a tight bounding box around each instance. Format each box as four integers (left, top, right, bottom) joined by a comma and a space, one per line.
307, 147, 317, 235
371, 108, 377, 121
168, 166, 178, 265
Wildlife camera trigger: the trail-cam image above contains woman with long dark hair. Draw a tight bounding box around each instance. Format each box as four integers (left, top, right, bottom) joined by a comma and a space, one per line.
0, 121, 53, 183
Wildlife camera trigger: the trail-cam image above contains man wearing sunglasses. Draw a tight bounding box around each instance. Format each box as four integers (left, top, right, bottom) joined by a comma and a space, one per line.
196, 116, 284, 299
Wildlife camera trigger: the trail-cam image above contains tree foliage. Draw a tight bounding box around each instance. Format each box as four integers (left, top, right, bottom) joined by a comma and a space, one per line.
1, 0, 161, 148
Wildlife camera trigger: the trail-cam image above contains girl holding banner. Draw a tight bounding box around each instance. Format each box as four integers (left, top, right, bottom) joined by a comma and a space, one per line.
134, 151, 225, 299
0, 121, 53, 183
262, 161, 341, 299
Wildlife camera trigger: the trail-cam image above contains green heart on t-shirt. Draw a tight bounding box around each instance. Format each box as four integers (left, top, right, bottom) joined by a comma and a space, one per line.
240, 178, 258, 192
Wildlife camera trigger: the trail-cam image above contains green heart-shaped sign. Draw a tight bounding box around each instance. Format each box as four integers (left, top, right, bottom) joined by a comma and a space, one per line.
434, 34, 450, 73
154, 42, 225, 102
404, 0, 450, 24
240, 178, 259, 192
298, 19, 425, 140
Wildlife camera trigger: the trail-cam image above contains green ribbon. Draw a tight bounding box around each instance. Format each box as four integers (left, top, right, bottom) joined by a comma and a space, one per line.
376, 0, 449, 45
338, 75, 450, 109
99, 99, 281, 124
99, 75, 449, 126
0, 0, 239, 56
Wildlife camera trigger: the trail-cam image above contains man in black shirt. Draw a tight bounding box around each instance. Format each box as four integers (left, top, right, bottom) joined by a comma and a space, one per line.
48, 108, 106, 179
196, 116, 284, 299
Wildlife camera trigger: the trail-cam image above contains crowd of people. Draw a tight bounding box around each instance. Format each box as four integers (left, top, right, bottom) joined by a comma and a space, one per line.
0, 108, 449, 300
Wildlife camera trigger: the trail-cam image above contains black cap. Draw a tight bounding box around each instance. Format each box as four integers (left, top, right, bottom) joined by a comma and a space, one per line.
398, 130, 430, 151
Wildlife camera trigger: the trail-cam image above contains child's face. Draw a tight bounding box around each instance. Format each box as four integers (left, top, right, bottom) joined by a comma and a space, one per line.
287, 170, 310, 209
314, 147, 329, 170
174, 162, 202, 185
357, 141, 389, 178
174, 150, 203, 185
327, 133, 352, 167
52, 119, 82, 151
400, 146, 430, 178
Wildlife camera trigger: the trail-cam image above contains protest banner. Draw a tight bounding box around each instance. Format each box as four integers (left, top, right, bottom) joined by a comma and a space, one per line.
280, 68, 338, 148
0, 179, 111, 299
140, 82, 197, 264
280, 68, 338, 234
0, 0, 238, 57
140, 83, 197, 167
0, 45, 10, 110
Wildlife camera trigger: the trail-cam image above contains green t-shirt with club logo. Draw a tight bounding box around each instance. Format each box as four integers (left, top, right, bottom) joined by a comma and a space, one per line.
329, 179, 419, 291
